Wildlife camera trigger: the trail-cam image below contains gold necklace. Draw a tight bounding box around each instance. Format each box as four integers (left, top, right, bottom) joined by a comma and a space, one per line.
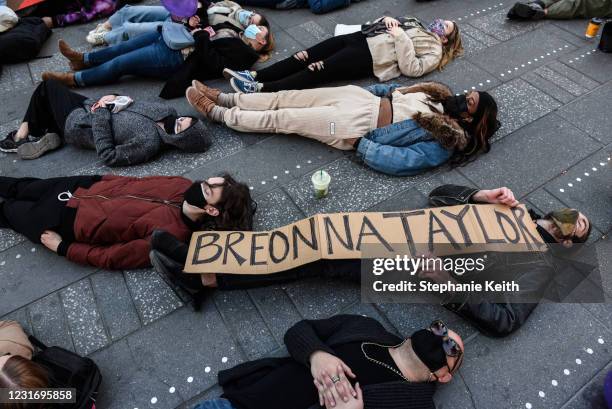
360, 340, 411, 383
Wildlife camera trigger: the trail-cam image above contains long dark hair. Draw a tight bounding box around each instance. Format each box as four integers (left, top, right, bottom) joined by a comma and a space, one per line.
213, 173, 256, 231
451, 94, 499, 166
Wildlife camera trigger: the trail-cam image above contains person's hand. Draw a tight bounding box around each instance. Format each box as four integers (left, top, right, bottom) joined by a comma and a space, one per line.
294, 50, 309, 61
318, 381, 363, 409
310, 351, 357, 407
387, 26, 404, 37
188, 15, 201, 28
91, 95, 116, 112
472, 187, 519, 207
417, 254, 457, 284
202, 26, 215, 36
41, 230, 62, 253
308, 61, 324, 71
383, 16, 400, 29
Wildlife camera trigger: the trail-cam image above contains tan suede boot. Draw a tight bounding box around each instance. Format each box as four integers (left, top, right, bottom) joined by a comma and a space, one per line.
186, 87, 216, 118
58, 40, 87, 71
192, 80, 221, 104
41, 71, 76, 88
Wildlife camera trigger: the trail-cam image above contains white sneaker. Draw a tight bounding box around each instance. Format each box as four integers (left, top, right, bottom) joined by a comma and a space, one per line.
88, 23, 109, 36
86, 31, 106, 46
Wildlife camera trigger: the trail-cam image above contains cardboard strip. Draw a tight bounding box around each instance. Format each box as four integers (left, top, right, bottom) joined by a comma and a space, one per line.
184, 204, 545, 274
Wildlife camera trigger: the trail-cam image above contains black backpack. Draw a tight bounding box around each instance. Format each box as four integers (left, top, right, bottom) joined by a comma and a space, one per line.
29, 336, 102, 409
599, 21, 612, 53
0, 16, 51, 63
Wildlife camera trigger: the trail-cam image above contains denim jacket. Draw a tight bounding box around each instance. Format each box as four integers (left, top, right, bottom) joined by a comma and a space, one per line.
161, 21, 195, 50
355, 83, 452, 176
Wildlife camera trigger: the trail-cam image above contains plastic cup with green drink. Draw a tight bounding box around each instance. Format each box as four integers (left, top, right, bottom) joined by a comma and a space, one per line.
311, 170, 331, 199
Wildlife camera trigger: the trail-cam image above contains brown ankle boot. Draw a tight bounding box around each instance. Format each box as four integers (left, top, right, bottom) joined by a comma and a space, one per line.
41, 71, 76, 88
192, 80, 221, 104
58, 40, 87, 71
186, 87, 217, 118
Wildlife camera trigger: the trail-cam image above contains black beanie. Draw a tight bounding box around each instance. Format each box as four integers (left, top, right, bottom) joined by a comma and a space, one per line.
411, 329, 447, 372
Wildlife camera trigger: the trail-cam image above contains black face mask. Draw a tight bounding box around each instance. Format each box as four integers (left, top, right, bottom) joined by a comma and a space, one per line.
183, 182, 207, 209
442, 95, 468, 119
536, 224, 558, 244
162, 115, 178, 134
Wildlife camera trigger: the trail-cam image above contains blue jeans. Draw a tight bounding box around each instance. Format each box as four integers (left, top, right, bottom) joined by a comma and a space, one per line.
193, 399, 236, 409
76, 32, 183, 87
104, 5, 170, 45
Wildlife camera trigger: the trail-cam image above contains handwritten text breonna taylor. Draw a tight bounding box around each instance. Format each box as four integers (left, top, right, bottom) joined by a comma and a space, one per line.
184, 204, 545, 275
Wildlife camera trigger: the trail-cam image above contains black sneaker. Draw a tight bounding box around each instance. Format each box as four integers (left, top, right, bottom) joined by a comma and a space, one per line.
0, 131, 25, 153
17, 133, 62, 160
508, 2, 546, 19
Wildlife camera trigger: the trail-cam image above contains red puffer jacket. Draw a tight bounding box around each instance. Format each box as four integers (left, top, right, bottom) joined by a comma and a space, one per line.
65, 175, 193, 270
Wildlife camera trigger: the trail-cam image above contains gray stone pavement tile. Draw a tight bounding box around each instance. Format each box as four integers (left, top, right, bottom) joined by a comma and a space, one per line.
561, 46, 612, 84
214, 290, 279, 359
186, 135, 343, 196
469, 26, 578, 82
90, 339, 182, 409
544, 149, 611, 234
285, 18, 336, 49
261, 30, 304, 66
561, 360, 612, 409
0, 228, 26, 253
522, 70, 577, 104
460, 304, 612, 409
248, 285, 303, 344
435, 372, 477, 409
412, 0, 508, 24
416, 168, 478, 197
468, 9, 544, 41
424, 58, 501, 94
0, 242, 96, 316
0, 63, 33, 93
28, 293, 75, 352
532, 65, 591, 96
459, 113, 601, 198
368, 186, 430, 212
284, 278, 359, 319
489, 78, 561, 138
1, 144, 99, 179
124, 269, 184, 325
0, 307, 33, 335
461, 23, 501, 48
558, 83, 612, 145
90, 271, 141, 341
126, 303, 243, 406
460, 31, 489, 56
0, 84, 35, 122
285, 157, 425, 216
550, 19, 596, 40
375, 302, 478, 340
60, 279, 109, 355
546, 60, 601, 90
28, 44, 89, 83
526, 187, 573, 213
253, 188, 306, 230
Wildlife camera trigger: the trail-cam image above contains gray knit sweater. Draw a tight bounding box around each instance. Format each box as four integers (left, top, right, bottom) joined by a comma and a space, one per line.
64, 99, 209, 167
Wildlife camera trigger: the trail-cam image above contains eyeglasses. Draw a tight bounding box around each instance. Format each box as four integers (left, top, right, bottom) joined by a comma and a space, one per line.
428, 320, 464, 374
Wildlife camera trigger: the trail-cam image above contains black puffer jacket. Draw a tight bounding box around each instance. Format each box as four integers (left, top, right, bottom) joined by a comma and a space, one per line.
428, 184, 555, 337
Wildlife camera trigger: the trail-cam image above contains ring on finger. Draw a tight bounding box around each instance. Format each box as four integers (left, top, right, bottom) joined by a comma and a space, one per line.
331, 375, 341, 383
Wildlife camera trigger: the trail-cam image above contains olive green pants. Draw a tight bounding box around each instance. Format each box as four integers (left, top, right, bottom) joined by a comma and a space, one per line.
542, 0, 612, 18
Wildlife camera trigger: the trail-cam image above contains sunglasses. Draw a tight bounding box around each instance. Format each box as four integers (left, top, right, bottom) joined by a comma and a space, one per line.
429, 320, 464, 374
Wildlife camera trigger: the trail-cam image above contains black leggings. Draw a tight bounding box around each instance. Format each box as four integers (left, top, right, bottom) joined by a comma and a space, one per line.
24, 80, 87, 138
257, 31, 374, 92
0, 175, 100, 244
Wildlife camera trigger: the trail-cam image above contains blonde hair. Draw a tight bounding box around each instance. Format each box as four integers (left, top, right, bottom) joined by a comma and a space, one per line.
257, 30, 275, 62
437, 22, 463, 70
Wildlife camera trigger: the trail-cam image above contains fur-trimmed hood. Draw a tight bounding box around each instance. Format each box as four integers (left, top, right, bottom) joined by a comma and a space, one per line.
396, 81, 469, 151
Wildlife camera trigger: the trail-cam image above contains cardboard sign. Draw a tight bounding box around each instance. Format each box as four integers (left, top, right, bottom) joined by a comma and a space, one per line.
184, 204, 545, 274
7, 0, 46, 11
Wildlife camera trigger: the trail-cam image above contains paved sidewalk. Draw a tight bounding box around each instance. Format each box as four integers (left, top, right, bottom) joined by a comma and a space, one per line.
1, 1, 611, 408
